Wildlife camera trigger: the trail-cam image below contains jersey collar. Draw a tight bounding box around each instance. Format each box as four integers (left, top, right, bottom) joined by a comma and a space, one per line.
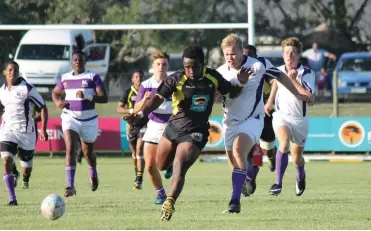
284, 63, 302, 72
130, 85, 138, 94
4, 77, 24, 90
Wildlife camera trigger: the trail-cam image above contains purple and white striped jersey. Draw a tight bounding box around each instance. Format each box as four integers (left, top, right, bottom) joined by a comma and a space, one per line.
56, 70, 104, 121
135, 76, 172, 124
0, 78, 45, 133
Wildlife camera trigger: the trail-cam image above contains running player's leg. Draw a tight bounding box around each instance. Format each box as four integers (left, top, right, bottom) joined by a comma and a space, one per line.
290, 119, 308, 196
134, 134, 145, 190
156, 135, 176, 172
269, 124, 291, 196
144, 142, 166, 204
228, 133, 254, 212
18, 131, 37, 189
18, 148, 34, 189
142, 121, 168, 204
260, 111, 277, 172
160, 142, 199, 221
158, 125, 207, 221
63, 129, 80, 197
243, 145, 260, 197
129, 138, 138, 182
12, 161, 19, 188
127, 126, 138, 180
76, 139, 84, 164
291, 142, 306, 196
225, 119, 262, 213
80, 119, 99, 192
80, 140, 98, 191
1, 141, 18, 205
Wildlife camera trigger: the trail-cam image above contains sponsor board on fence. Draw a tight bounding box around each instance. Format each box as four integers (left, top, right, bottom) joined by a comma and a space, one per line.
35, 118, 121, 151
15, 116, 371, 152
307, 117, 371, 152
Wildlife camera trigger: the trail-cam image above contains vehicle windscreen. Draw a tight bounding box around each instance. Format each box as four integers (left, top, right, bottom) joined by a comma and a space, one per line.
17, 44, 70, 61
339, 57, 371, 72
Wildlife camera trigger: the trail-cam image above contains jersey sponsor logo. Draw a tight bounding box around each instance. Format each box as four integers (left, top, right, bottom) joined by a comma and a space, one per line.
190, 95, 209, 112
130, 96, 137, 101
338, 120, 365, 148
190, 132, 203, 142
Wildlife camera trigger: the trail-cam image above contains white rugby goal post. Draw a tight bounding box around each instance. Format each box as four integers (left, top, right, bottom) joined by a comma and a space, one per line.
0, 0, 256, 45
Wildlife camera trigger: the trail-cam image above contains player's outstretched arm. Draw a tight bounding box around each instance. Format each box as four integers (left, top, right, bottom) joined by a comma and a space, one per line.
124, 95, 164, 122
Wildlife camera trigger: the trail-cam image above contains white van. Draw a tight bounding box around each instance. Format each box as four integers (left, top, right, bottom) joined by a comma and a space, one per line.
13, 30, 110, 94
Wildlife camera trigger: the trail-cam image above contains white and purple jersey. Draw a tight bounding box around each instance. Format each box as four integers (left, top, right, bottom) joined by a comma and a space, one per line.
0, 78, 45, 133
136, 76, 172, 124
276, 64, 315, 117
217, 56, 281, 123
56, 70, 104, 121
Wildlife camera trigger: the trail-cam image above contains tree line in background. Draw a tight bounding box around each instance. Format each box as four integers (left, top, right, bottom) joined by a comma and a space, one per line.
0, 0, 370, 82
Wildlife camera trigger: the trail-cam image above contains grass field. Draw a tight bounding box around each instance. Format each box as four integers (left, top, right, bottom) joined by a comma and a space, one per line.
45, 101, 371, 118
1, 158, 370, 230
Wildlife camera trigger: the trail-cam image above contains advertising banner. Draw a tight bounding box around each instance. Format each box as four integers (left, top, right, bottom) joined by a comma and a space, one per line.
35, 118, 121, 152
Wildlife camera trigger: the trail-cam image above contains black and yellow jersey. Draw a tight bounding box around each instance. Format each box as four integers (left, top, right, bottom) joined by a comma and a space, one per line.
157, 67, 239, 132
120, 86, 148, 128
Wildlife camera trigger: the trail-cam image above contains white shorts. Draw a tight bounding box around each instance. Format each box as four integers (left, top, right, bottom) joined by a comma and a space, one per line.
142, 120, 167, 144
0, 129, 36, 151
61, 113, 98, 143
223, 116, 264, 151
272, 112, 308, 146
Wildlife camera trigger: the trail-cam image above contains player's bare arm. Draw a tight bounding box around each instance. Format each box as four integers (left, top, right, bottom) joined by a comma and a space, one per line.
265, 80, 278, 117
125, 94, 164, 122
133, 91, 152, 113
39, 105, 48, 141
76, 86, 108, 104
276, 72, 314, 106
52, 87, 69, 109
117, 101, 131, 115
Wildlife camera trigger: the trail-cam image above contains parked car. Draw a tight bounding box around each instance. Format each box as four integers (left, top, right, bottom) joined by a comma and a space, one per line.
332, 52, 371, 97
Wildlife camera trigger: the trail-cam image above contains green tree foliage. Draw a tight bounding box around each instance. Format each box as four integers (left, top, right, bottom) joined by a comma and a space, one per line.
0, 0, 370, 80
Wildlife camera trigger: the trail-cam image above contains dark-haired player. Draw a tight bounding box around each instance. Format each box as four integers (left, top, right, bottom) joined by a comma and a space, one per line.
52, 50, 108, 197
117, 70, 149, 190
0, 60, 48, 205
125, 45, 251, 221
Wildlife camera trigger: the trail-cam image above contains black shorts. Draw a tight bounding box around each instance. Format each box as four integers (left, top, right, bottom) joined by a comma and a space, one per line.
127, 125, 146, 144
163, 123, 209, 150
260, 111, 275, 142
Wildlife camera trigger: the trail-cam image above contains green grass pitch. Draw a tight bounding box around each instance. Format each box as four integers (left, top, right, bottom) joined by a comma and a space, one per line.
1, 157, 370, 229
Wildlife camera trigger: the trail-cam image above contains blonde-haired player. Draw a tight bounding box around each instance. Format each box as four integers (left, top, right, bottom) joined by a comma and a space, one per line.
217, 34, 312, 213
265, 37, 315, 196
